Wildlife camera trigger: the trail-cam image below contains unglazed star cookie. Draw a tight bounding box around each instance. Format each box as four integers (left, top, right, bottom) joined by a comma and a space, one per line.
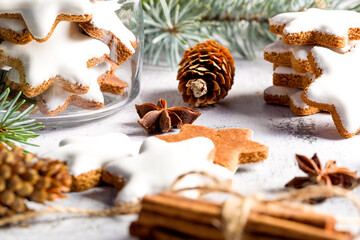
102, 137, 233, 203
0, 22, 110, 98
41, 133, 139, 192
273, 66, 314, 89
270, 8, 360, 48
264, 86, 320, 116
156, 125, 269, 172
264, 37, 358, 73
79, 0, 136, 65
0, 0, 94, 42
303, 44, 360, 138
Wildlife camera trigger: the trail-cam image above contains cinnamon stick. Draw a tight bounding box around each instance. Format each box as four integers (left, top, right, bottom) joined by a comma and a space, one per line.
130, 221, 282, 240
130, 193, 352, 240
142, 193, 335, 229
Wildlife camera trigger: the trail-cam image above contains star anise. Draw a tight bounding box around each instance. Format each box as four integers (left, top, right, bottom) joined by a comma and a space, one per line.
286, 154, 359, 203
135, 98, 201, 134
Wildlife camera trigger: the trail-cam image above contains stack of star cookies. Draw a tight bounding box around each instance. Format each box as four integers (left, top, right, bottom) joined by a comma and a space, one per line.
0, 0, 136, 116
263, 8, 360, 138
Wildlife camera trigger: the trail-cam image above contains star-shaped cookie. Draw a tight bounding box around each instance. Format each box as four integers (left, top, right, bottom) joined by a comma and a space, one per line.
273, 66, 314, 89
41, 133, 233, 204
156, 124, 269, 172
36, 62, 111, 116
41, 133, 140, 192
270, 8, 360, 48
0, 0, 93, 41
79, 0, 136, 65
303, 44, 360, 138
0, 22, 110, 97
103, 137, 233, 203
264, 37, 358, 73
264, 85, 320, 116
0, 18, 32, 44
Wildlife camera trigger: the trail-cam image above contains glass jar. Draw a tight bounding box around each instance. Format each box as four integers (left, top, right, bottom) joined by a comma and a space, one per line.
0, 0, 143, 127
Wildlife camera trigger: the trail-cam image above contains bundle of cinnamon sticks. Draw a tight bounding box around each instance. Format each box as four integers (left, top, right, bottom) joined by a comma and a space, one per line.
130, 192, 353, 240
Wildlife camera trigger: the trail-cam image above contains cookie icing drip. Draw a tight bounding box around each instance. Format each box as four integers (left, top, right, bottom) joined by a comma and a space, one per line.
0, 18, 27, 34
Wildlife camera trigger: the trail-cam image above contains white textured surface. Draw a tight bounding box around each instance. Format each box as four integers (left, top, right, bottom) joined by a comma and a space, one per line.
1, 60, 360, 239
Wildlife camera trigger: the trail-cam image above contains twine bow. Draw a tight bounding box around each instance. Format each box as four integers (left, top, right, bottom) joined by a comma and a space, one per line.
169, 171, 360, 240
0, 170, 360, 240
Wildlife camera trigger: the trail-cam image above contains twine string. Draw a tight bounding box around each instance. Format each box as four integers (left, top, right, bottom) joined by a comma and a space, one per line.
169, 171, 360, 240
0, 201, 140, 227
1, 171, 360, 240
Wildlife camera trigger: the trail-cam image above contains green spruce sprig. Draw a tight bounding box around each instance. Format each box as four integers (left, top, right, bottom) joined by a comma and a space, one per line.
143, 0, 210, 67
142, 0, 360, 67
0, 88, 44, 147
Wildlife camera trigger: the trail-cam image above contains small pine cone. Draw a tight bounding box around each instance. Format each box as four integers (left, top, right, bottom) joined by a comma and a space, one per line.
177, 40, 235, 107
0, 144, 72, 217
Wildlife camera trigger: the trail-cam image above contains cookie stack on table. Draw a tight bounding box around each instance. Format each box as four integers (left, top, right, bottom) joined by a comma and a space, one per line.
0, 0, 136, 116
263, 8, 360, 138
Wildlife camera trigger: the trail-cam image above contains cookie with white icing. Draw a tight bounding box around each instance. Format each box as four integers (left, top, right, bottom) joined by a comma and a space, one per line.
4, 61, 128, 115
41, 133, 139, 192
79, 0, 136, 65
35, 62, 111, 116
102, 137, 233, 204
264, 37, 358, 73
0, 0, 94, 42
0, 22, 110, 98
304, 44, 360, 138
264, 85, 320, 116
270, 8, 360, 48
99, 61, 128, 95
273, 66, 314, 89
156, 125, 269, 172
0, 18, 32, 45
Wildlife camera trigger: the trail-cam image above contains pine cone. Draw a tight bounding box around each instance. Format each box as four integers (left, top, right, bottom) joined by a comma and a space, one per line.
0, 144, 71, 217
177, 40, 235, 107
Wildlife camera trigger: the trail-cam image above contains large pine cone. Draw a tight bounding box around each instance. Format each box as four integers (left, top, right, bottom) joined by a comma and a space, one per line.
0, 144, 71, 217
177, 40, 235, 107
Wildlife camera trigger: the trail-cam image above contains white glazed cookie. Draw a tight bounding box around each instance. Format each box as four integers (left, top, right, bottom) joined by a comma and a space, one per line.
0, 0, 94, 41
273, 66, 314, 89
41, 133, 140, 191
270, 8, 360, 48
264, 85, 320, 116
102, 137, 233, 204
303, 44, 360, 138
0, 18, 31, 44
0, 22, 110, 98
35, 62, 111, 116
79, 0, 136, 65
264, 37, 359, 73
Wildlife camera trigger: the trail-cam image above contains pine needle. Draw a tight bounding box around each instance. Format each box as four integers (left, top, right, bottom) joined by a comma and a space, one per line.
142, 0, 360, 67
0, 88, 44, 147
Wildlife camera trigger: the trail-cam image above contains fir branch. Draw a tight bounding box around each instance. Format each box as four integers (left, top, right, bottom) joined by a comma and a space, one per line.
143, 0, 360, 67
142, 0, 210, 67
0, 88, 44, 147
